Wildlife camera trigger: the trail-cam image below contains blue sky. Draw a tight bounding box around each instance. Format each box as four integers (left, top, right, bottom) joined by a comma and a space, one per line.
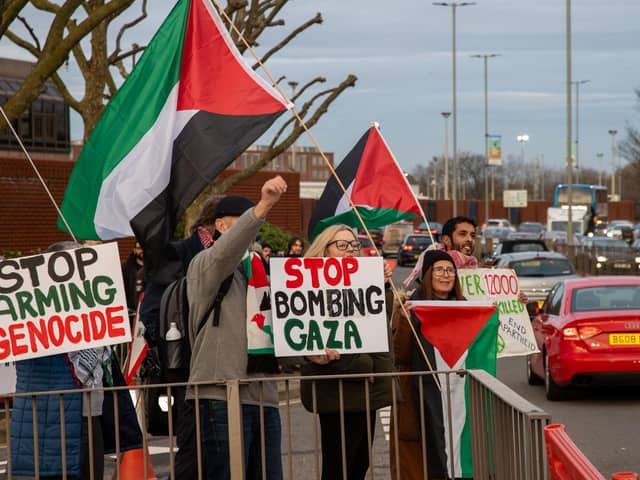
4, 0, 640, 174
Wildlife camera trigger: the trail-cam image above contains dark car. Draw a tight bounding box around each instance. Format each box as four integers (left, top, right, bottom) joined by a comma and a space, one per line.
414, 222, 442, 241
397, 234, 433, 266
485, 238, 549, 265
357, 235, 379, 257
606, 220, 634, 244
577, 237, 640, 275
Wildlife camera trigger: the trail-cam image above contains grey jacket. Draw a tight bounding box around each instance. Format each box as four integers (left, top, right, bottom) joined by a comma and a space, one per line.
186, 208, 278, 406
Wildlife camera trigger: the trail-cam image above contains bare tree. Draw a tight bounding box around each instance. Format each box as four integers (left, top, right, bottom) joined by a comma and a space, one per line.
2, 0, 357, 230
0, 0, 136, 134
619, 88, 640, 166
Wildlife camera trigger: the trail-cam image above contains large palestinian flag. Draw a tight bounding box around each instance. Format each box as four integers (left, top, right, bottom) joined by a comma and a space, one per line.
59, 0, 288, 274
411, 300, 499, 479
307, 125, 423, 240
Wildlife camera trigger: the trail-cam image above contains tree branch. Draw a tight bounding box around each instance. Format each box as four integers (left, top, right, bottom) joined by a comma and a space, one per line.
0, 0, 30, 38
4, 29, 40, 57
252, 12, 322, 68
215, 74, 357, 193
51, 71, 82, 112
109, 0, 147, 64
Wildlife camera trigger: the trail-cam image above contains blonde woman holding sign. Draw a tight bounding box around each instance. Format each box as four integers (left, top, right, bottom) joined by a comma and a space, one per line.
301, 224, 394, 480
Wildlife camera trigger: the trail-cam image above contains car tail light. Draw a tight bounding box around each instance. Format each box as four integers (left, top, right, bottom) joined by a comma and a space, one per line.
368, 248, 376, 256
430, 229, 437, 234
563, 326, 602, 340
402, 245, 413, 251
414, 229, 420, 233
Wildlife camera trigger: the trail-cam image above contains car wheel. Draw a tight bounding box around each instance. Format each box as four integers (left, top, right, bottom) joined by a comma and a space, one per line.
544, 353, 565, 401
526, 355, 543, 386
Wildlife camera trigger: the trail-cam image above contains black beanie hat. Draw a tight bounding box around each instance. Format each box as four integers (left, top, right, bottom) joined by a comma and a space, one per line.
213, 195, 255, 220
421, 249, 456, 280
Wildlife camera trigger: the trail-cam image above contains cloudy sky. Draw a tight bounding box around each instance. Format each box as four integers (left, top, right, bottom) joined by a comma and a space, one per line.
4, 0, 640, 175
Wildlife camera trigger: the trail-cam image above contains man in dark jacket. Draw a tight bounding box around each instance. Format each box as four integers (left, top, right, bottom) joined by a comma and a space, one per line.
138, 197, 219, 480
121, 241, 144, 315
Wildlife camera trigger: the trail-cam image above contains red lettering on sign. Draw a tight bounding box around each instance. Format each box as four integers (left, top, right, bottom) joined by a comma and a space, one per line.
303, 258, 324, 288
284, 258, 303, 288
9, 323, 28, 356
341, 258, 358, 286
106, 306, 126, 338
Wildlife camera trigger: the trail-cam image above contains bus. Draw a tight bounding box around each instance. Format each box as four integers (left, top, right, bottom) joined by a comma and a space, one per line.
552, 184, 608, 233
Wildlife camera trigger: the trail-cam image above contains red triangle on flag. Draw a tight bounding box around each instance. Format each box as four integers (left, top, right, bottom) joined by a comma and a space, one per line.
350, 127, 423, 216
412, 302, 496, 368
177, 0, 287, 115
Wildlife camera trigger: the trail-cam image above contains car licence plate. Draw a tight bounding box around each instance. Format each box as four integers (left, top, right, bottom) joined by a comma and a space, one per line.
614, 263, 631, 269
609, 333, 640, 345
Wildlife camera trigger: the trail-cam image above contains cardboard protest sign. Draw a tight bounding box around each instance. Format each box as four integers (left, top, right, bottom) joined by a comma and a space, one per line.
458, 268, 539, 357
270, 256, 388, 357
0, 242, 131, 362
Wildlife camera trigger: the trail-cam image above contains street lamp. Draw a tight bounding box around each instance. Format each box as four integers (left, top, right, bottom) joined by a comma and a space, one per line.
441, 112, 451, 200
596, 152, 604, 185
608, 129, 618, 197
288, 80, 299, 171
471, 53, 501, 226
517, 134, 529, 164
433, 1, 476, 216
572, 79, 590, 182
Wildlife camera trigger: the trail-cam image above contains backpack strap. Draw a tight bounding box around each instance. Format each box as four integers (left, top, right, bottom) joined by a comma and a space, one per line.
195, 273, 234, 336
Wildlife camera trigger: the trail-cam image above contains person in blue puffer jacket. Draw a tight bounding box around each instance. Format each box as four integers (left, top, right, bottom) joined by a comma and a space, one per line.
10, 241, 143, 478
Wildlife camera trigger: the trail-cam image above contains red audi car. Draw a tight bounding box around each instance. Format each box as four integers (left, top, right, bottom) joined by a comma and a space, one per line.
528, 276, 640, 400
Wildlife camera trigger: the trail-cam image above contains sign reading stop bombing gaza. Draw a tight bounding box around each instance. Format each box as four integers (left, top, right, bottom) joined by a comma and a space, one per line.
458, 268, 539, 357
0, 242, 131, 362
270, 257, 388, 357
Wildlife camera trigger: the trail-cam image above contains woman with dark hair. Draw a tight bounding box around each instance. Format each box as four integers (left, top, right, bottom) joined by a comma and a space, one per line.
286, 235, 304, 257
390, 249, 464, 480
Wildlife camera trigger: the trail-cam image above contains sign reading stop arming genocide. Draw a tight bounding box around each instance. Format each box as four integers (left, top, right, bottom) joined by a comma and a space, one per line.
270, 257, 388, 357
0, 242, 131, 362
458, 268, 538, 357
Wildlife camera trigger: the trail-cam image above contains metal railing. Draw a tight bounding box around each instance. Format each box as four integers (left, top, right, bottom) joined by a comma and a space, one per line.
0, 368, 550, 479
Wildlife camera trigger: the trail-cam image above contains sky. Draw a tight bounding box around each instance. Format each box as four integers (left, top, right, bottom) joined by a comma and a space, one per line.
3, 0, 640, 175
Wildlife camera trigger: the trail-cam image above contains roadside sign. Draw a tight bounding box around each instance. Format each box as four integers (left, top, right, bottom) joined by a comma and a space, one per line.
503, 190, 528, 208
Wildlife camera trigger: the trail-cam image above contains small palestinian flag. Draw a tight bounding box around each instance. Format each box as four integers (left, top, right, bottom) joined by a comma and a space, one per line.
411, 300, 499, 479
59, 0, 288, 274
307, 125, 423, 240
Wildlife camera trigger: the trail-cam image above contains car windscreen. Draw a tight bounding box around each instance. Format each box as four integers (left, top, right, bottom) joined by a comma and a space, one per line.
406, 236, 432, 247
519, 224, 543, 233
510, 258, 575, 277
510, 243, 546, 253
591, 238, 629, 249
572, 285, 640, 312
358, 237, 373, 247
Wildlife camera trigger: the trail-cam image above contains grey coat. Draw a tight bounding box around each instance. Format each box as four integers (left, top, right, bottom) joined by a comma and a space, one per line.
186, 208, 278, 407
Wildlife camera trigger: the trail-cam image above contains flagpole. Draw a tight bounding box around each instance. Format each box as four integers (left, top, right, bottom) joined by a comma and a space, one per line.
0, 105, 78, 242
211, 0, 442, 386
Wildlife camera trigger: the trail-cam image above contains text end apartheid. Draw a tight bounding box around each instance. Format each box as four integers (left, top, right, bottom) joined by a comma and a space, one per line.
270, 256, 389, 357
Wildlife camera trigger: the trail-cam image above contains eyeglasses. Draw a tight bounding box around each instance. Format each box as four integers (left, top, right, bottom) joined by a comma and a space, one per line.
433, 266, 456, 276
327, 240, 362, 251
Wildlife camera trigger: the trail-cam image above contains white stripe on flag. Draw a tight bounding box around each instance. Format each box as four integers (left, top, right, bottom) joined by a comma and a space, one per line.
94, 84, 195, 238
437, 349, 468, 479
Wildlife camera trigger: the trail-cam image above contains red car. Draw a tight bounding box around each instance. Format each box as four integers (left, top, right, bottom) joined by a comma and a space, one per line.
528, 276, 640, 400
357, 235, 379, 257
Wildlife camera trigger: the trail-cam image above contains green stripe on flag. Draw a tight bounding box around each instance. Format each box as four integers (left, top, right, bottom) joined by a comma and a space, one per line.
59, 0, 189, 239
311, 207, 417, 240
460, 310, 499, 477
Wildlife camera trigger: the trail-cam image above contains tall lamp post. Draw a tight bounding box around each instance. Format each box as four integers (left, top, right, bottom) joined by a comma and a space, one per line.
517, 134, 529, 165
433, 1, 476, 216
608, 129, 618, 197
471, 53, 501, 227
572, 79, 590, 182
596, 152, 604, 185
566, 0, 574, 249
441, 112, 451, 200
288, 80, 299, 170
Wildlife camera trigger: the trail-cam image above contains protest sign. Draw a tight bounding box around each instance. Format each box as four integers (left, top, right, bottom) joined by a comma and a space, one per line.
458, 268, 539, 357
0, 242, 131, 362
270, 256, 388, 357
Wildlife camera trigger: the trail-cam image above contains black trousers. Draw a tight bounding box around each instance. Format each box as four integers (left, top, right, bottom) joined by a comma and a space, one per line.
173, 385, 198, 479
318, 410, 377, 480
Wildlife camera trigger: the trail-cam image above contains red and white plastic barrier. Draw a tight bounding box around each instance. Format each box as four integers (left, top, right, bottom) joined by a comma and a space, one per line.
545, 424, 638, 480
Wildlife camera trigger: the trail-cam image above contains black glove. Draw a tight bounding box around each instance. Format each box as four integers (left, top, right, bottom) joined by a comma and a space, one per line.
139, 346, 162, 380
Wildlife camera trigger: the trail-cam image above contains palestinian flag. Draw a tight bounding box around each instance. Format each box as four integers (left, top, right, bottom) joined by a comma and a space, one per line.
411, 300, 499, 479
307, 125, 423, 240
59, 0, 288, 275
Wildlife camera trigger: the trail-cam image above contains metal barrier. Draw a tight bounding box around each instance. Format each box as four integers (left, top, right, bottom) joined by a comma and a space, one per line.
1, 369, 551, 479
